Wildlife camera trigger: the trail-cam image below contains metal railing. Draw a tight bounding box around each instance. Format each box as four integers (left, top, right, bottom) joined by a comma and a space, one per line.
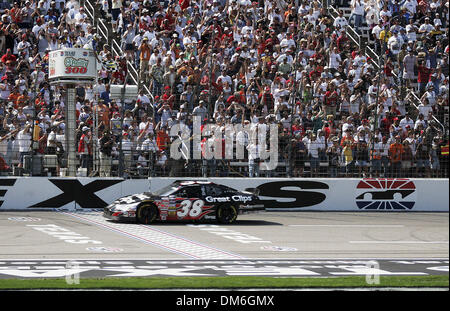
97, 18, 110, 46
406, 90, 447, 135
82, 0, 155, 116
328, 5, 363, 48
83, 0, 95, 22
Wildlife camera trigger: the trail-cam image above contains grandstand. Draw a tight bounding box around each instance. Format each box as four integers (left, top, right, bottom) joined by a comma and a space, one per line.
0, 0, 448, 179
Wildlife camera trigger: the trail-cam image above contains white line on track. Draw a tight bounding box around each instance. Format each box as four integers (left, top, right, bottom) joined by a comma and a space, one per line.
289, 225, 405, 228
61, 211, 245, 260
349, 241, 449, 244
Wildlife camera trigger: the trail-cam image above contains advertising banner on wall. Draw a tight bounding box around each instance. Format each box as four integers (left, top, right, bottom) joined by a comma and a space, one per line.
0, 177, 448, 211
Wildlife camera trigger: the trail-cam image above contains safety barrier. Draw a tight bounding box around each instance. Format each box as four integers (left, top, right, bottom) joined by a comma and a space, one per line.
0, 177, 447, 212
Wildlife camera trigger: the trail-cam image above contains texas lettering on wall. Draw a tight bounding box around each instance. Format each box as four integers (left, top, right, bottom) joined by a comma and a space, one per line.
28, 179, 123, 209
24, 180, 329, 210
248, 181, 329, 209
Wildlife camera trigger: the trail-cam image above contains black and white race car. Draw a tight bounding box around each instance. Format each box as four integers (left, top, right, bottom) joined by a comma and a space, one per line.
103, 181, 264, 224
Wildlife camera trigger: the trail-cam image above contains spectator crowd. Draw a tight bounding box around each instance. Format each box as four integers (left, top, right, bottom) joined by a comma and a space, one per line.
0, 0, 448, 178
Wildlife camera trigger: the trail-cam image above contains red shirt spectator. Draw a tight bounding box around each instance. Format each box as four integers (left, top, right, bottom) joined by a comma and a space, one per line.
1, 49, 16, 64
336, 33, 348, 52
157, 129, 170, 151
179, 0, 190, 11
417, 64, 432, 83
325, 89, 339, 107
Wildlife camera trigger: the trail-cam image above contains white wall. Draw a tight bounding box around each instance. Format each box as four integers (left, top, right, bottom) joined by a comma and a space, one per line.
0, 177, 448, 211
149, 178, 449, 212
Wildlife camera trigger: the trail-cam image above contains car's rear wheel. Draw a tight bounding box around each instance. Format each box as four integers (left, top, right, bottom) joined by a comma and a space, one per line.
216, 205, 238, 224
137, 203, 158, 224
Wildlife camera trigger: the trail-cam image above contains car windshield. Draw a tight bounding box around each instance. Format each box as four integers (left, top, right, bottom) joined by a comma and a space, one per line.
152, 184, 179, 196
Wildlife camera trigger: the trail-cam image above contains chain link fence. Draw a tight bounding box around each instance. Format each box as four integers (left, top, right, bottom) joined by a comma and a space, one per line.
2, 110, 448, 179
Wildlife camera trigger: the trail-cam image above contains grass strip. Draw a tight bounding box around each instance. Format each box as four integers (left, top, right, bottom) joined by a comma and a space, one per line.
0, 275, 448, 289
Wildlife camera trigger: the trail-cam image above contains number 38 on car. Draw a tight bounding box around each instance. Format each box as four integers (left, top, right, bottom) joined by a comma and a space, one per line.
103, 181, 264, 224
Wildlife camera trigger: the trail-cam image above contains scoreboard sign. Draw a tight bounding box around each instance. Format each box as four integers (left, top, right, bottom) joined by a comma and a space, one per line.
49, 48, 97, 82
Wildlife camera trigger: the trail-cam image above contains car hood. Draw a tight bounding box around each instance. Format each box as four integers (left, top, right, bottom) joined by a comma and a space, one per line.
112, 192, 157, 205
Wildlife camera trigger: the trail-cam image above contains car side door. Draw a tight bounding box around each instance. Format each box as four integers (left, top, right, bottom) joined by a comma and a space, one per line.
174, 185, 205, 219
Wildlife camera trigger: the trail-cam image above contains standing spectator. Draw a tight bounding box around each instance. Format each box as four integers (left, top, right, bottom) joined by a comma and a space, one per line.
355, 140, 369, 177
156, 123, 170, 152
370, 136, 383, 177
350, 0, 366, 33
401, 140, 414, 177
415, 135, 431, 177
111, 0, 122, 33
122, 23, 136, 60
400, 113, 415, 135
16, 122, 32, 171
418, 98, 434, 120
99, 131, 114, 177
417, 59, 432, 95
324, 81, 339, 116
402, 49, 417, 88
138, 37, 151, 83
388, 135, 404, 177
418, 17, 435, 34
150, 57, 164, 97
438, 137, 449, 177
333, 10, 349, 29
93, 99, 110, 130
307, 133, 321, 177
327, 136, 341, 177
293, 134, 307, 177
342, 140, 354, 177
192, 100, 209, 123
121, 132, 133, 176
78, 126, 92, 175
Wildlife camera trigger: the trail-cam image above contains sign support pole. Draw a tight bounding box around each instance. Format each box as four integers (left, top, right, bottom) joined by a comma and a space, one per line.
65, 86, 77, 177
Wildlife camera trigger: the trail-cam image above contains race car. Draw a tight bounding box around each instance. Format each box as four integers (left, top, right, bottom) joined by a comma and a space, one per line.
103, 181, 264, 224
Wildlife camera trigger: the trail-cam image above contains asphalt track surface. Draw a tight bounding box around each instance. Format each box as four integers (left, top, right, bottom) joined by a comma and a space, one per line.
0, 210, 448, 278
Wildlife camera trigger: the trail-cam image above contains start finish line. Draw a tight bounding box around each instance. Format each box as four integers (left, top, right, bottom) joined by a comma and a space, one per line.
0, 259, 447, 278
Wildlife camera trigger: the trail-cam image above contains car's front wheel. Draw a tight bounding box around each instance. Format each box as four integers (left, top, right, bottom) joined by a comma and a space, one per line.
137, 203, 158, 224
216, 205, 238, 224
